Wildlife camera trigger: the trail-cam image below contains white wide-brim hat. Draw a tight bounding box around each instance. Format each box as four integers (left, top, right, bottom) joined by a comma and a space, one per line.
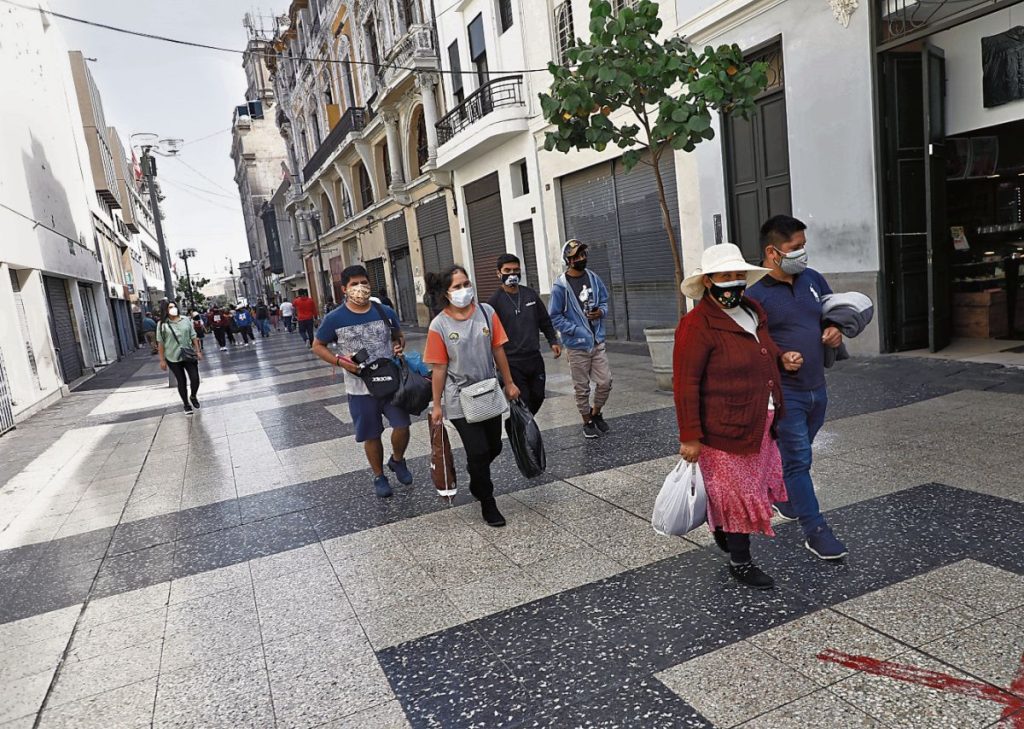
680, 243, 771, 300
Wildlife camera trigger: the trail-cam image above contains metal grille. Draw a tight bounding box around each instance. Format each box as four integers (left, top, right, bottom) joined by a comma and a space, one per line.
554, 1, 575, 65
748, 42, 783, 95
78, 283, 103, 364
876, 0, 1001, 45
436, 76, 524, 145
0, 346, 15, 436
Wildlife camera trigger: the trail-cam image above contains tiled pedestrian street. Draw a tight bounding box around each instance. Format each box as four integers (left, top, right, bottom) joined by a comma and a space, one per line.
2, 333, 1024, 728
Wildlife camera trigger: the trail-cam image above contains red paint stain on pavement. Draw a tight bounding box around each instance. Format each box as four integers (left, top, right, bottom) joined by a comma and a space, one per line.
817, 649, 1024, 728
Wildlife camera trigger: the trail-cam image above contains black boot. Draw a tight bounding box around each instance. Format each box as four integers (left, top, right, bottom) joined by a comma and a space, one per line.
728, 562, 775, 590
712, 529, 729, 554
480, 498, 506, 528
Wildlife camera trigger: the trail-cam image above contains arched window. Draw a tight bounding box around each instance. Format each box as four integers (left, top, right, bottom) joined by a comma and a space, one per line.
416, 111, 428, 173
554, 1, 575, 66
321, 192, 336, 229
358, 163, 374, 210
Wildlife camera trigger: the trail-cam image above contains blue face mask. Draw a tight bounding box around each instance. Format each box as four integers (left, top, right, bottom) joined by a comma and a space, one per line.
709, 279, 746, 308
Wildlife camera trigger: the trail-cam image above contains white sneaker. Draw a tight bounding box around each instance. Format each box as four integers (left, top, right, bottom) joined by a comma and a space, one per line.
219, 346, 227, 351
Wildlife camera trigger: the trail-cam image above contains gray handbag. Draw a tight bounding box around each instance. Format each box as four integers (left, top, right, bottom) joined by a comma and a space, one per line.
457, 305, 509, 423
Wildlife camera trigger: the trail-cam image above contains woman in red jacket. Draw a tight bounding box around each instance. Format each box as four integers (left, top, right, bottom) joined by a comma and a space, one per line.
673, 244, 803, 589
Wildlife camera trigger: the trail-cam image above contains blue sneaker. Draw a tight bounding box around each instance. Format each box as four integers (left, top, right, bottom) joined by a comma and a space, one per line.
773, 502, 797, 522
387, 457, 413, 485
805, 525, 848, 560
374, 475, 393, 498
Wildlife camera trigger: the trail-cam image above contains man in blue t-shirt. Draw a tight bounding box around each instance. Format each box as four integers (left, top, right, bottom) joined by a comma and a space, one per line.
311, 265, 411, 498
746, 215, 848, 560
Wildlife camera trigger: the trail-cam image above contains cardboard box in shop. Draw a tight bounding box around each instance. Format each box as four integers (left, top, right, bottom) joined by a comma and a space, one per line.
953, 290, 1007, 338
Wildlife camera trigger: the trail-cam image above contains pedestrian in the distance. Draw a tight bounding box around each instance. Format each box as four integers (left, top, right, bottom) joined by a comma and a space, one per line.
269, 300, 281, 331
142, 312, 158, 354
292, 290, 318, 348
488, 254, 561, 414
674, 243, 798, 589
255, 299, 271, 338
549, 239, 613, 439
157, 299, 203, 415
234, 306, 254, 346
424, 266, 521, 527
208, 306, 230, 350
191, 311, 206, 353
746, 215, 848, 560
311, 266, 412, 498
226, 306, 240, 346
280, 298, 295, 332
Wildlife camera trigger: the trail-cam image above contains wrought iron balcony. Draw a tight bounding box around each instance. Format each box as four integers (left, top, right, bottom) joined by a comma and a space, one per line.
301, 106, 366, 181
375, 25, 437, 91
436, 76, 524, 146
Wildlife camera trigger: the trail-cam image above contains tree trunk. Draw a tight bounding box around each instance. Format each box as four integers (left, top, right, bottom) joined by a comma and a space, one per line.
649, 146, 686, 319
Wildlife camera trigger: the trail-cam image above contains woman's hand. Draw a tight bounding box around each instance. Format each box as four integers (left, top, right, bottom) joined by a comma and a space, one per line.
392, 341, 404, 356
781, 351, 804, 372
159, 359, 167, 372
680, 440, 701, 463
430, 404, 444, 427
505, 382, 521, 401
196, 351, 203, 361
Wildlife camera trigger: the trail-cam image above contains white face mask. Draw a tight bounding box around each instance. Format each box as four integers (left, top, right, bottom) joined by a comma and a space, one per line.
449, 286, 474, 309
168, 306, 178, 317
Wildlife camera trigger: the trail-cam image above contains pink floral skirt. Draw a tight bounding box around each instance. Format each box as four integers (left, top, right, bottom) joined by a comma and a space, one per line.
698, 411, 786, 536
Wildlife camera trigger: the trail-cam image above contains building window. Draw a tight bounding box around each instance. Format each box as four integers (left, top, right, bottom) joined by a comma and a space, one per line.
554, 1, 575, 66
342, 57, 356, 107
498, 0, 514, 33
321, 70, 334, 106
358, 163, 374, 209
341, 186, 354, 219
322, 193, 336, 229
511, 159, 529, 196
401, 0, 419, 31
299, 127, 309, 164
310, 112, 322, 145
468, 14, 488, 87
381, 144, 393, 188
610, 0, 638, 12
365, 19, 380, 70
448, 41, 465, 106
416, 112, 429, 172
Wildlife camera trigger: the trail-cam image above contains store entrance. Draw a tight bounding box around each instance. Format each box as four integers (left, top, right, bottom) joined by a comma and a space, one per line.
879, 44, 951, 352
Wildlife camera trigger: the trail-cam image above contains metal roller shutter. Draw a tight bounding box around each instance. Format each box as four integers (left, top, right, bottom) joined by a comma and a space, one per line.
464, 173, 506, 303
518, 219, 539, 288
365, 258, 387, 304
0, 347, 14, 436
415, 197, 454, 277
558, 162, 623, 339
43, 275, 83, 383
614, 154, 680, 339
384, 215, 409, 251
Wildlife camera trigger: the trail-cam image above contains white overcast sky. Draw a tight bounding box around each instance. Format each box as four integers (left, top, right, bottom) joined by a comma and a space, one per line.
52, 0, 277, 279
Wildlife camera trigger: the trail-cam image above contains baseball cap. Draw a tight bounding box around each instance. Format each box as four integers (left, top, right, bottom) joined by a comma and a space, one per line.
561, 239, 588, 260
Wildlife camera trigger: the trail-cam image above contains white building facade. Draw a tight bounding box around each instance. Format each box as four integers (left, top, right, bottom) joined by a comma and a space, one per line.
0, 4, 120, 429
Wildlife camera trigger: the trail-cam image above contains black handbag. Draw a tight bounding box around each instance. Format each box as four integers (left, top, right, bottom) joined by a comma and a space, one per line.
504, 398, 546, 478
161, 321, 197, 363
359, 357, 401, 400
392, 356, 432, 415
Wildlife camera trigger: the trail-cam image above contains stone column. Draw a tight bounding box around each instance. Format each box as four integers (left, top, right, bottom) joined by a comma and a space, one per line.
382, 109, 405, 186
417, 72, 440, 160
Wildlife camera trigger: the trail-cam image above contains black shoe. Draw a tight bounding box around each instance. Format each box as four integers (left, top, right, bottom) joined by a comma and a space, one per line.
183, 404, 194, 416
591, 412, 610, 434
728, 562, 774, 590
583, 421, 599, 439
480, 499, 506, 527
712, 530, 729, 554
190, 396, 201, 409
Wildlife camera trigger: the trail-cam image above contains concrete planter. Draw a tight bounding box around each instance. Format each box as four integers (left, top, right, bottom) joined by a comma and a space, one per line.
643, 326, 676, 392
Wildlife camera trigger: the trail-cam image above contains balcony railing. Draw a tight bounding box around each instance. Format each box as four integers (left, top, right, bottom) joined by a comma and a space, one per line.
375, 24, 437, 90
436, 75, 524, 146
301, 106, 366, 181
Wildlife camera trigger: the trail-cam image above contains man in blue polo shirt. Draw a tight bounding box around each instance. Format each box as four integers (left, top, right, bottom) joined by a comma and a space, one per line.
746, 215, 848, 560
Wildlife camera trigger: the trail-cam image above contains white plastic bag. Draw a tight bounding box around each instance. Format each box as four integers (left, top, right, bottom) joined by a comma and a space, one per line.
651, 460, 707, 536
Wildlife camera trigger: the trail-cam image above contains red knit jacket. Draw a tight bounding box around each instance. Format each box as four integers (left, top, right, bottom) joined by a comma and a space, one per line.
673, 296, 786, 455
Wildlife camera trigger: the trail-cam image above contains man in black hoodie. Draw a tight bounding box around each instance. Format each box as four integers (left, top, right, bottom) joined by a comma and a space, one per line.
487, 254, 561, 414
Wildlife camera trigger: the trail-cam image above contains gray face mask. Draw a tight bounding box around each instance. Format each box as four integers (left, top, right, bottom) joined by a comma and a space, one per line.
774, 247, 808, 275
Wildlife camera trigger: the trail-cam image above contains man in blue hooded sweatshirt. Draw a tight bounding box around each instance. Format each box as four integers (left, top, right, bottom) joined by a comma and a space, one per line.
549, 239, 613, 439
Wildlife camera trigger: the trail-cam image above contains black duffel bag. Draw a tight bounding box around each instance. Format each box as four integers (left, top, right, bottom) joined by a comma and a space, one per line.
392, 356, 432, 415
504, 398, 546, 478
358, 358, 401, 401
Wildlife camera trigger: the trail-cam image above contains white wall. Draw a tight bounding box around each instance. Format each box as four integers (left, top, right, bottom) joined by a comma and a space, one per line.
681, 0, 880, 275
931, 6, 1024, 136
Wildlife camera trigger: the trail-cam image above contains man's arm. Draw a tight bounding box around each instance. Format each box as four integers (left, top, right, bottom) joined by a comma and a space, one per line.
547, 283, 575, 337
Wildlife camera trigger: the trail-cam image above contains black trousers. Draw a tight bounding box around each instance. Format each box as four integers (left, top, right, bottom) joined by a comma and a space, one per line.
714, 528, 752, 564
239, 326, 253, 344
167, 360, 200, 406
450, 416, 503, 501
213, 328, 227, 347
508, 353, 547, 415
298, 319, 316, 344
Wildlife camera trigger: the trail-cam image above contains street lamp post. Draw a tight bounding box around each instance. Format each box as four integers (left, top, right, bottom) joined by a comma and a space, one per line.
177, 247, 197, 311
131, 134, 182, 302
226, 258, 239, 303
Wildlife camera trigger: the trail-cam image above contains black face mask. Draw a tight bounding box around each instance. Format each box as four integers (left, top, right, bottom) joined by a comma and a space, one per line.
570, 257, 588, 272
501, 273, 521, 287
709, 280, 746, 309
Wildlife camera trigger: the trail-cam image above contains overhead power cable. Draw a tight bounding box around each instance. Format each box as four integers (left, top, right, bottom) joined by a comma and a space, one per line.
0, 201, 95, 255
180, 128, 231, 147
2, 0, 553, 76
160, 179, 242, 212
166, 156, 237, 195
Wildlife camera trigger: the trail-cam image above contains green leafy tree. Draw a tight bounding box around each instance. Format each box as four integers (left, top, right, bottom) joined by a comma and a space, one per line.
176, 274, 210, 310
539, 0, 767, 315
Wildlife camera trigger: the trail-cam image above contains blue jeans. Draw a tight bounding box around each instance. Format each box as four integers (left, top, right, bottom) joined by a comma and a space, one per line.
776, 385, 828, 535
